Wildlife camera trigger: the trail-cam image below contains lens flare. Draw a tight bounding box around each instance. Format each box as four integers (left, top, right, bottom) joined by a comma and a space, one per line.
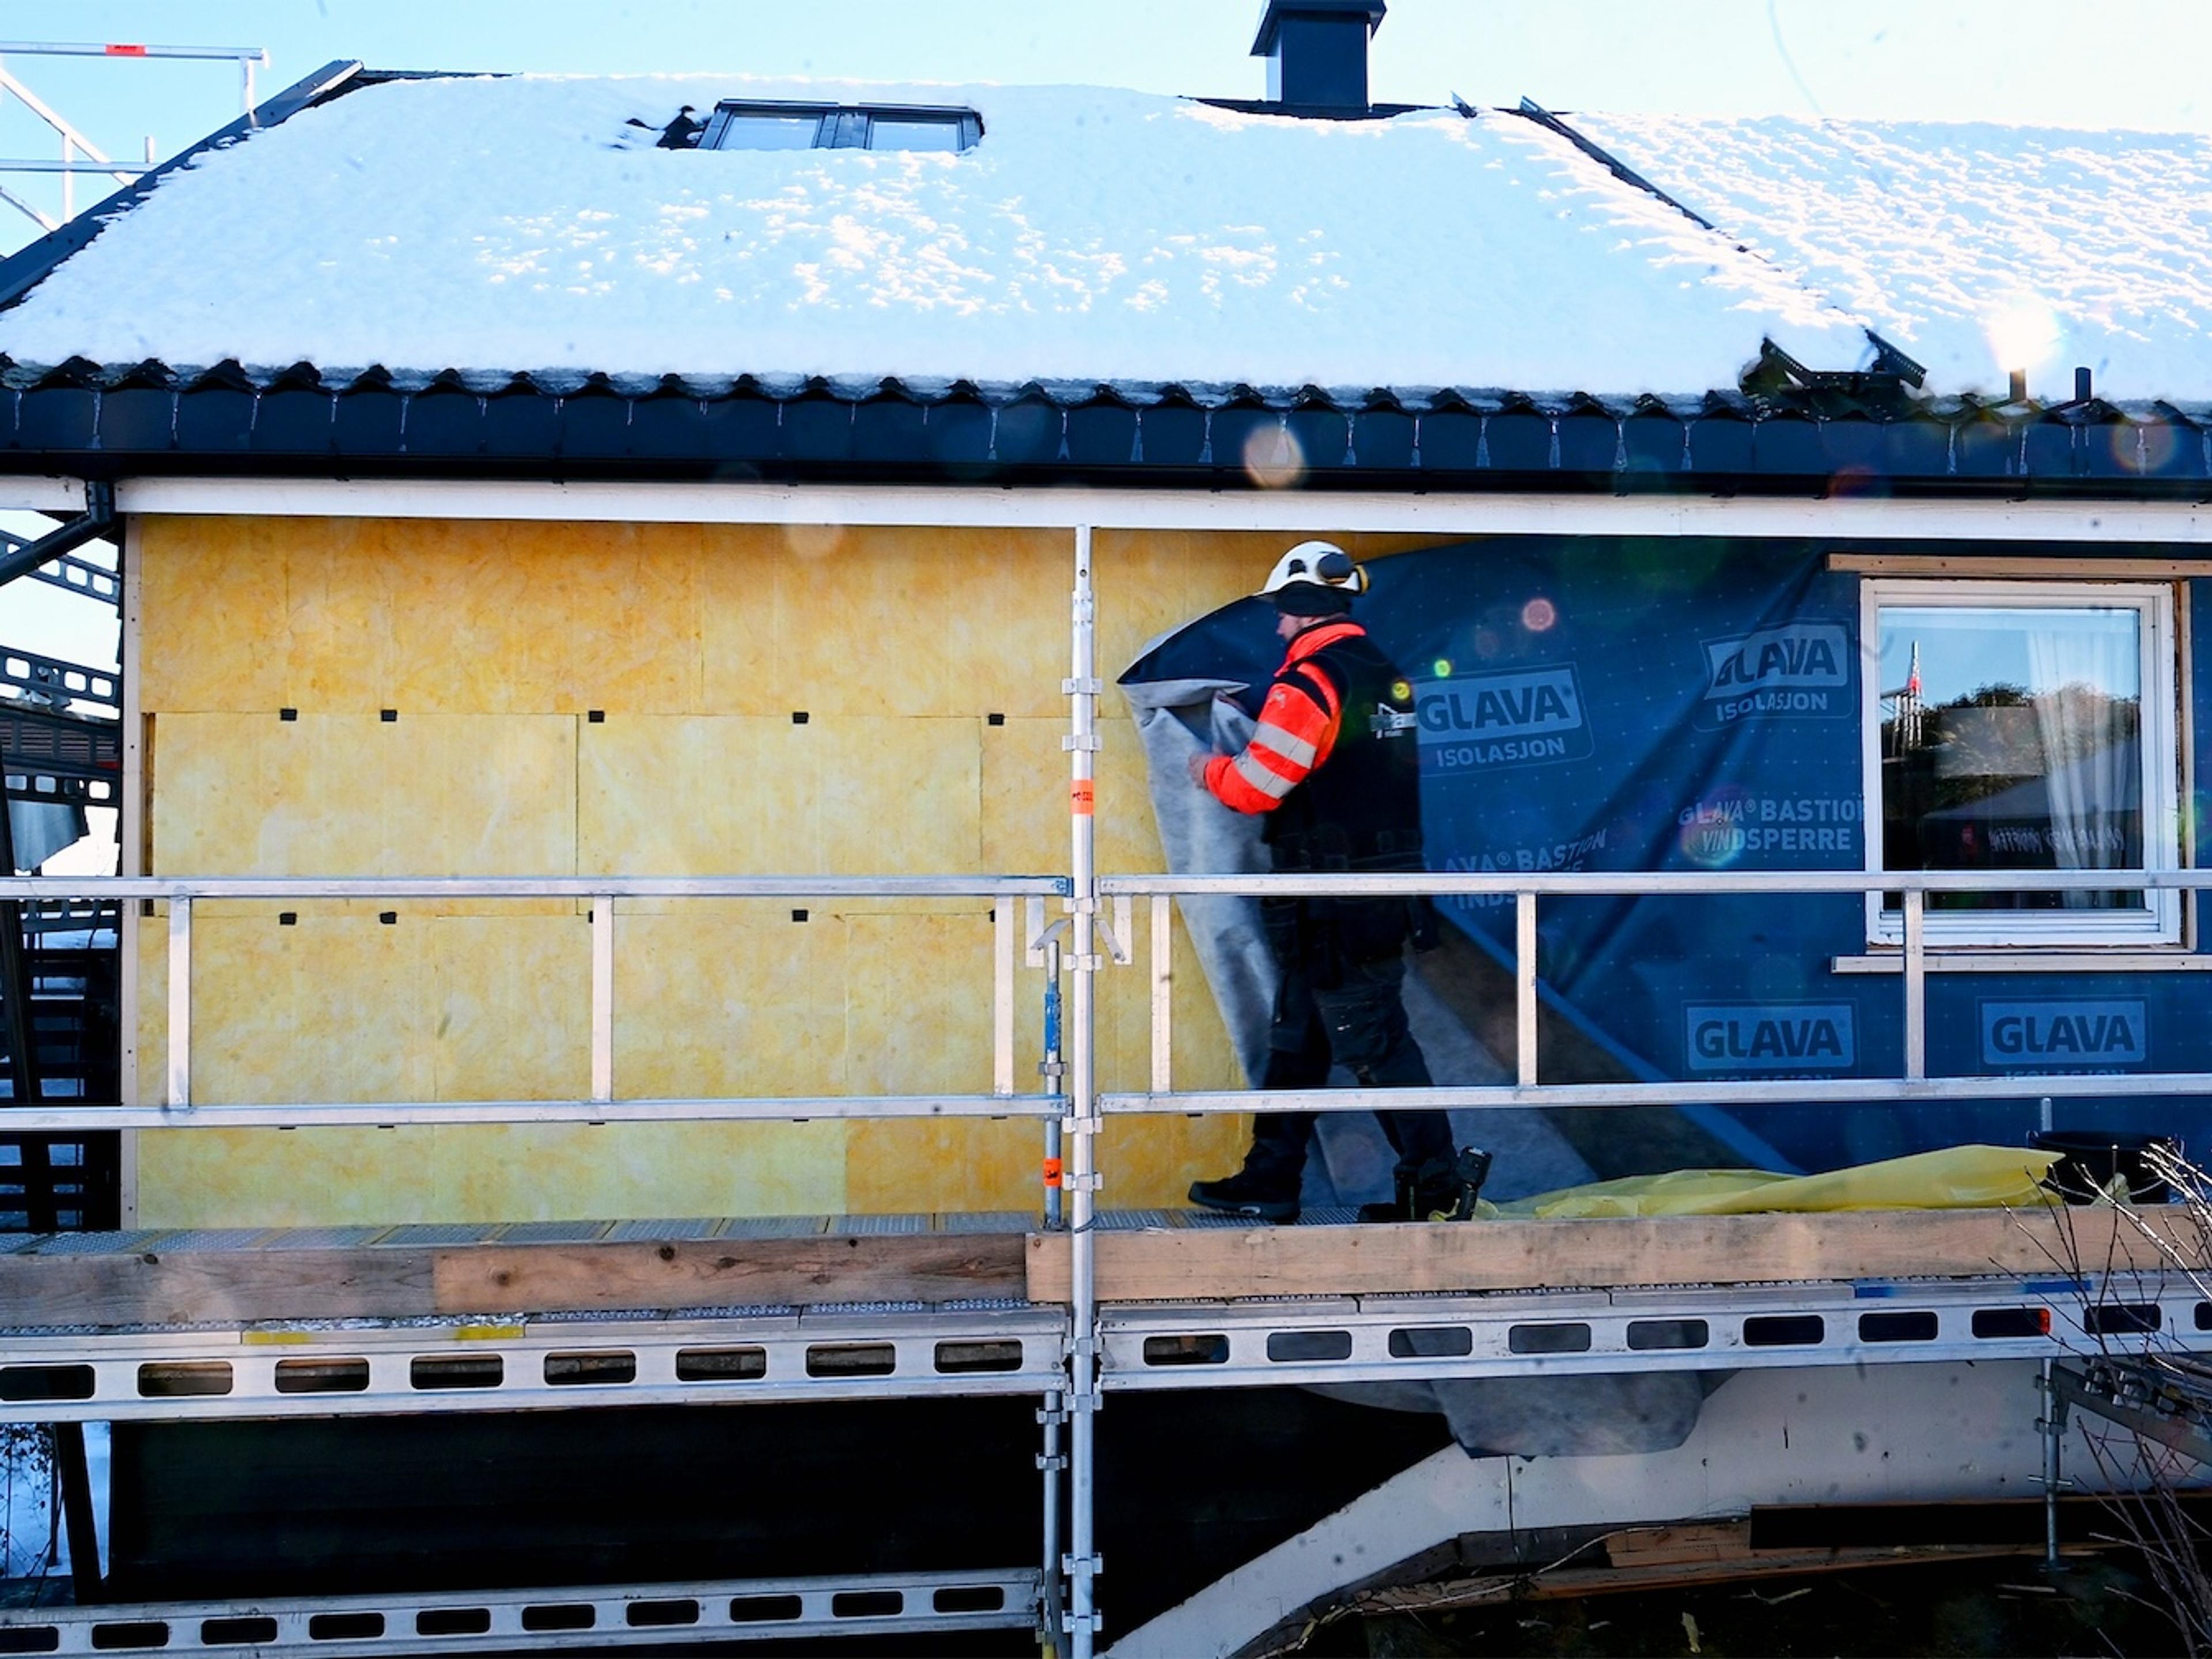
1521, 596, 1558, 632
2116, 420, 2177, 475
1431, 659, 1453, 680
1678, 786, 1753, 869
1983, 292, 2063, 390
1242, 424, 1305, 489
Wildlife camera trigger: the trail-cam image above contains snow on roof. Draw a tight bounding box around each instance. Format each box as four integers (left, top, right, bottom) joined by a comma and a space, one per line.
1572, 113, 2212, 403
0, 74, 1864, 399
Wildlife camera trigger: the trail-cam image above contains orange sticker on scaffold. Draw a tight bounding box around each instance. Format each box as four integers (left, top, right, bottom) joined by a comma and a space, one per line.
1070, 780, 1094, 816
1042, 1157, 1065, 1188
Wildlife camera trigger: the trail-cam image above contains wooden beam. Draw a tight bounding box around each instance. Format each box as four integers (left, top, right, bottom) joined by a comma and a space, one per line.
0, 1232, 1029, 1328
1024, 1207, 2200, 1304
1363, 1539, 2091, 1613
0, 1245, 441, 1327
429, 1235, 1029, 1316
1, 1209, 2187, 1325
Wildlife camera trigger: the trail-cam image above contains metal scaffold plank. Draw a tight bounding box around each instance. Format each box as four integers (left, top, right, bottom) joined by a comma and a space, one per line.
1097, 1275, 2212, 1391
0, 1567, 1043, 1656
0, 1306, 1070, 1422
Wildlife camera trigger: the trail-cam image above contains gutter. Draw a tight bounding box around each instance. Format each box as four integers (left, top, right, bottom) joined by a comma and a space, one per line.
0, 478, 113, 588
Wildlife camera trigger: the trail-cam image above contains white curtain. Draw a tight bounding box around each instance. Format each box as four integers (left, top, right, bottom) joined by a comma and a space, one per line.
2024, 615, 2137, 907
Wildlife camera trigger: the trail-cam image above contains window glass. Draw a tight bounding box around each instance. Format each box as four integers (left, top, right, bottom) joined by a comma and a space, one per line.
1877, 603, 2144, 913
868, 118, 965, 152
717, 114, 823, 150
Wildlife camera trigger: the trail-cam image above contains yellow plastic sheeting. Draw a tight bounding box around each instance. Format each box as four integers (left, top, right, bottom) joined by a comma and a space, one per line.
1481, 1145, 2067, 1220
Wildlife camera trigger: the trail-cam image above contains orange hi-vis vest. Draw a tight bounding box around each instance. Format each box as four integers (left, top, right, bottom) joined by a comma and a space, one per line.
1202, 618, 1424, 872
1205, 619, 1360, 813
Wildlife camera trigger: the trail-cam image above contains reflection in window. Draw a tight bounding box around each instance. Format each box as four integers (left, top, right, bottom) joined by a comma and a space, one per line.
866, 118, 966, 153
717, 114, 823, 150
1870, 582, 2175, 943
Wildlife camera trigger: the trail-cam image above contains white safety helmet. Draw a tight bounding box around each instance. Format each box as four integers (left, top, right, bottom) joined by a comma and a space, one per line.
1256, 540, 1368, 600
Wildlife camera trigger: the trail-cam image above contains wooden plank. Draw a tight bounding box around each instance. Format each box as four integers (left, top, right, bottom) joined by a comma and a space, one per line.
1370, 1541, 2090, 1612
430, 1234, 1029, 1316
1604, 1521, 1748, 1569
0, 1232, 1029, 1328
0, 1247, 441, 1327
1024, 1207, 2200, 1303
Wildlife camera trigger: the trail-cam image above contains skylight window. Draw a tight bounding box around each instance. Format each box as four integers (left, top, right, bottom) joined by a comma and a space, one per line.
697, 101, 982, 153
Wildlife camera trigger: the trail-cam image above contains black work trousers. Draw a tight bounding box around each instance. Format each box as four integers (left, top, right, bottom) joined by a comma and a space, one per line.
1244, 896, 1454, 1184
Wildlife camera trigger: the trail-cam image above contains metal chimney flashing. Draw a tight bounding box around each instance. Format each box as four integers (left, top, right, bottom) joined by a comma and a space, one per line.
1249, 0, 1386, 115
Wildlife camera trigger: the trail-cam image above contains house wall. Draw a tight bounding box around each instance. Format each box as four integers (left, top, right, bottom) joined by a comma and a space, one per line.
126, 515, 1425, 1227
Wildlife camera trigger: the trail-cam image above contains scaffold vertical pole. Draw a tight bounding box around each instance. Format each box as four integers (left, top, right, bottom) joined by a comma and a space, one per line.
1065, 524, 1101, 1657
166, 896, 191, 1108
1515, 890, 1538, 1087
1039, 1388, 1067, 1653
1902, 888, 1926, 1081
2040, 1357, 2065, 1573
1043, 934, 1065, 1230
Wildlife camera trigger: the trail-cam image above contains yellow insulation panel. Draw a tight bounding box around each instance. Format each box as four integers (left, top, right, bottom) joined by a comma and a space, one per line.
131, 517, 1425, 1226
154, 714, 578, 877
578, 717, 982, 877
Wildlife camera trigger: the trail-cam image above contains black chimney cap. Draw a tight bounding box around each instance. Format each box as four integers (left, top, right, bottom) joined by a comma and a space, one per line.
1251, 0, 1387, 56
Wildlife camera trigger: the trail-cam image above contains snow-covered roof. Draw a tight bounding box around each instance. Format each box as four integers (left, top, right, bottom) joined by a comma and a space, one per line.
3, 74, 2208, 408
0, 74, 1865, 399
1571, 113, 2212, 403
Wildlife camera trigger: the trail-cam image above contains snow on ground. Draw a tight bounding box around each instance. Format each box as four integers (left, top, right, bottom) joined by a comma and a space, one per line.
1573, 112, 2212, 402
0, 75, 1863, 397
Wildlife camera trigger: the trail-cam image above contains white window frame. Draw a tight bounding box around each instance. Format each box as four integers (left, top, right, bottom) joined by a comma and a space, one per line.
1860, 577, 2180, 948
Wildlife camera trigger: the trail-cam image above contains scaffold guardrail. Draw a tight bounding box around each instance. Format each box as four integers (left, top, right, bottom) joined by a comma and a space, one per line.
1097, 867, 2212, 1113
0, 874, 1071, 1130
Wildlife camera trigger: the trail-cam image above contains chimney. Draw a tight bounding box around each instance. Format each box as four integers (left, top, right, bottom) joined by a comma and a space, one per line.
1251, 0, 1387, 114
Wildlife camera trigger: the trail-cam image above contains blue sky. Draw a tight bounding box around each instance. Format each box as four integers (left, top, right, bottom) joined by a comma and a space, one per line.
4, 0, 2211, 248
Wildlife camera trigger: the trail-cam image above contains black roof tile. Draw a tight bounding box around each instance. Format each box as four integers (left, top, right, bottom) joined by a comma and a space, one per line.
0, 353, 2203, 494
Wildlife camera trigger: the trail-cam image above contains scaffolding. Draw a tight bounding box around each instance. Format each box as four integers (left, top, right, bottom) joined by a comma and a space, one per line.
0, 520, 2207, 1654
0, 39, 267, 230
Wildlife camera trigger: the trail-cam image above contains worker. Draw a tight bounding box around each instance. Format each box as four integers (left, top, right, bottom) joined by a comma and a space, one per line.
1185, 541, 1486, 1225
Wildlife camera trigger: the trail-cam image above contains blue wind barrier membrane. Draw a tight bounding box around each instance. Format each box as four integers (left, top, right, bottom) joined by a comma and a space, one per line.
1120, 540, 2212, 1176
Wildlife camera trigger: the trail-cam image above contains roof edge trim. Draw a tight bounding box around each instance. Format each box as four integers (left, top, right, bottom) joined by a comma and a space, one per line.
1513, 96, 1718, 232
1514, 96, 1926, 392
0, 58, 367, 316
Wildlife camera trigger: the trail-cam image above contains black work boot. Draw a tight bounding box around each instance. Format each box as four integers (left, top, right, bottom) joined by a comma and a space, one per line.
1355, 1166, 1422, 1224
1425, 1145, 1495, 1221
1358, 1146, 1493, 1223
1188, 1165, 1300, 1224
